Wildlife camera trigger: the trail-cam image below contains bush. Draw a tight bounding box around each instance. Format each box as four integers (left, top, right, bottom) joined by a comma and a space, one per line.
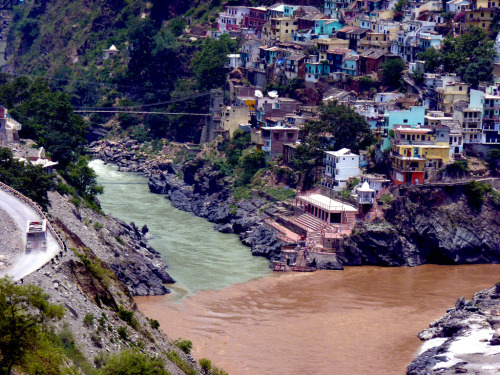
147, 317, 160, 330
174, 339, 193, 354
117, 327, 129, 341
100, 350, 170, 375
446, 160, 468, 177
83, 313, 95, 327
199, 358, 212, 374
167, 351, 196, 375
463, 180, 492, 209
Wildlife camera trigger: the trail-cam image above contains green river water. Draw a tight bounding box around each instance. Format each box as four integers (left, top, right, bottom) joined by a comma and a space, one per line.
90, 160, 271, 300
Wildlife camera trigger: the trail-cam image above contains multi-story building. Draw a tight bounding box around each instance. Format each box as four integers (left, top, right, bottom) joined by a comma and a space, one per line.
218, 6, 251, 32
390, 126, 450, 186
322, 149, 362, 191
464, 0, 500, 34
436, 82, 469, 115
380, 105, 426, 150
263, 17, 299, 42
261, 126, 300, 159
482, 86, 500, 145
324, 0, 354, 18
244, 7, 268, 32
305, 54, 329, 83
0, 107, 21, 143
342, 53, 360, 76
240, 40, 263, 69
358, 32, 392, 52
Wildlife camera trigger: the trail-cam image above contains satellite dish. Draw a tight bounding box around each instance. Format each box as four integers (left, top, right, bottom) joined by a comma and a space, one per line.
269, 90, 278, 98
255, 90, 263, 98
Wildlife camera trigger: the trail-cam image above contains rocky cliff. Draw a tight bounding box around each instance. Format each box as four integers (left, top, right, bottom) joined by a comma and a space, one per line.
339, 184, 500, 267
91, 138, 285, 263
14, 190, 202, 374
407, 284, 500, 374
49, 190, 174, 296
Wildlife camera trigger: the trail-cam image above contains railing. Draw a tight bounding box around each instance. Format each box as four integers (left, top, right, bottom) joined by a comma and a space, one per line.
392, 139, 435, 145
0, 181, 65, 252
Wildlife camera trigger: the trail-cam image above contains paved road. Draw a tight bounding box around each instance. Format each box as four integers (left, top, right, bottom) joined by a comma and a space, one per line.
0, 189, 61, 280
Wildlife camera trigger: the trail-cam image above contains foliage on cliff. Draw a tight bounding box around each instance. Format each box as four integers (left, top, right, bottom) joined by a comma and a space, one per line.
0, 147, 55, 209
0, 277, 65, 375
419, 27, 495, 88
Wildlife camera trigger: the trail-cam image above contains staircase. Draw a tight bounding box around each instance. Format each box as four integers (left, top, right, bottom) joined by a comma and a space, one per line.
294, 249, 306, 268
291, 213, 325, 232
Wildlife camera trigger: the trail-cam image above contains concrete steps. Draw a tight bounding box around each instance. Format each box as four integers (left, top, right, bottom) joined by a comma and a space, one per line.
291, 213, 325, 232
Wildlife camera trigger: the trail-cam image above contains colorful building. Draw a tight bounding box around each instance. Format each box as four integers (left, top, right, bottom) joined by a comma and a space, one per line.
390, 126, 450, 186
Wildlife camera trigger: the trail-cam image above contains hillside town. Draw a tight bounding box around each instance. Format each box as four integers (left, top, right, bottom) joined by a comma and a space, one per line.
182, 0, 500, 270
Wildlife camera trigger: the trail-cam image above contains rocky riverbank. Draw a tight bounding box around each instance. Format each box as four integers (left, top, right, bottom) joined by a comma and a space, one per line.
407, 284, 500, 374
90, 139, 284, 263
17, 190, 202, 374
48, 190, 174, 296
339, 183, 500, 267
90, 139, 500, 270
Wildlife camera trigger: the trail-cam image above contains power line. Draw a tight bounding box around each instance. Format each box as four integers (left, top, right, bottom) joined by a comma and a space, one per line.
73, 91, 212, 110
74, 110, 210, 116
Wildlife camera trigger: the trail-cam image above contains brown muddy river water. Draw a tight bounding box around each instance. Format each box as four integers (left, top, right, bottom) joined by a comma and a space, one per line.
137, 265, 500, 375
91, 160, 500, 375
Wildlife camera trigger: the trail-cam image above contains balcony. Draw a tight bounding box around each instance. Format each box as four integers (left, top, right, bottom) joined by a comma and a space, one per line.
462, 127, 481, 133
392, 139, 435, 146
323, 158, 336, 167
323, 169, 333, 177
392, 153, 426, 161
392, 163, 424, 172
357, 196, 374, 205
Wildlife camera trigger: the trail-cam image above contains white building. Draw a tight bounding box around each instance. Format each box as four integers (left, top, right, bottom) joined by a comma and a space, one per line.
103, 45, 119, 60
227, 54, 242, 69
322, 148, 362, 191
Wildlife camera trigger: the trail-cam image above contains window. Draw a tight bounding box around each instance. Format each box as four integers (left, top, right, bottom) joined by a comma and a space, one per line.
404, 119, 408, 123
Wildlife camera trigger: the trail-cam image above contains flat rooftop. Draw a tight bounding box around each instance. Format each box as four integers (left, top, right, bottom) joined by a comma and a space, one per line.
298, 194, 358, 212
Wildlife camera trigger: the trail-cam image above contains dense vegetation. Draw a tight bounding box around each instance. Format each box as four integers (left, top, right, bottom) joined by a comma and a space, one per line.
0, 147, 55, 209
0, 277, 65, 375
290, 101, 373, 172
419, 27, 496, 88
0, 76, 102, 208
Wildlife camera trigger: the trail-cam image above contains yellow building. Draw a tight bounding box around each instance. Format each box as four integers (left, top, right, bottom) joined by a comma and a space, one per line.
391, 127, 450, 185
464, 0, 499, 33
315, 39, 350, 60
262, 17, 298, 42
358, 32, 392, 53
436, 82, 469, 115
218, 106, 251, 140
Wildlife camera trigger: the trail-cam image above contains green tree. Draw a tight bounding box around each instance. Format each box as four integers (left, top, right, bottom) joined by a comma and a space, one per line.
3, 77, 88, 167
440, 27, 495, 87
100, 350, 170, 375
63, 156, 103, 198
487, 148, 500, 174
307, 101, 373, 152
191, 35, 237, 89
199, 358, 212, 374
168, 18, 186, 37
237, 149, 266, 185
418, 47, 440, 73
381, 58, 405, 88
0, 277, 65, 375
0, 147, 55, 210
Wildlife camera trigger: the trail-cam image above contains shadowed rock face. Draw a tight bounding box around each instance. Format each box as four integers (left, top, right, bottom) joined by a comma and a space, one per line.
49, 191, 174, 296
341, 186, 500, 267
148, 158, 284, 263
